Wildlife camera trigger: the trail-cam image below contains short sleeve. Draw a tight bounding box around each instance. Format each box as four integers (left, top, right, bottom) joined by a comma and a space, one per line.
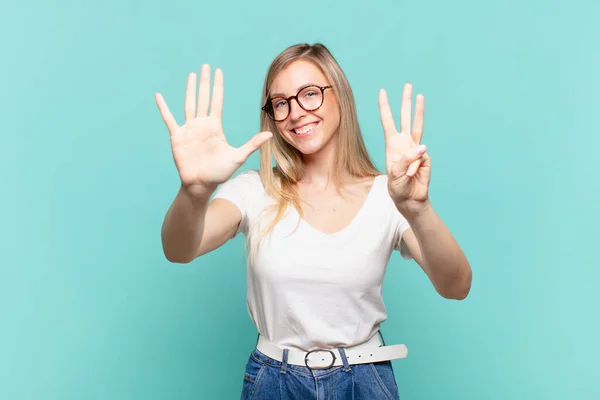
212, 170, 260, 237
379, 173, 413, 260
394, 217, 412, 260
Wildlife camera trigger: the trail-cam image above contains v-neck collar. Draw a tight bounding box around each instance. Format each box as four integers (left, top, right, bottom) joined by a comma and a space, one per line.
290, 174, 382, 240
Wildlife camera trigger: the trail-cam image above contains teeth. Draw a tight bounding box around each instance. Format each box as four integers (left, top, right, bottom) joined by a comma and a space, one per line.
294, 123, 317, 135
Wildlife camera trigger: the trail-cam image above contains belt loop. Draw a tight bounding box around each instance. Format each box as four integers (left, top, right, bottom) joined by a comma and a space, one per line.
280, 348, 289, 374
337, 347, 351, 372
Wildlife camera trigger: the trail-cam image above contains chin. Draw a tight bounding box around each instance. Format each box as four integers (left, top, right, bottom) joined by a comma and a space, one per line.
296, 145, 323, 155
293, 137, 334, 156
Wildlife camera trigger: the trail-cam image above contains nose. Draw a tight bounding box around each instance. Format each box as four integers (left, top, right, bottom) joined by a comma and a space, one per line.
289, 98, 306, 120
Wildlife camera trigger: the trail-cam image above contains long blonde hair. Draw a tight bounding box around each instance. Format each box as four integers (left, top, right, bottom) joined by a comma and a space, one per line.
246, 43, 381, 263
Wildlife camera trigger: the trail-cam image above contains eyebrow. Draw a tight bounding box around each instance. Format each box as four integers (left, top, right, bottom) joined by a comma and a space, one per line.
269, 83, 322, 98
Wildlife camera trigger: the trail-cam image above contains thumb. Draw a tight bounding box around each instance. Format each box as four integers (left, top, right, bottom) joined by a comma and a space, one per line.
236, 131, 273, 161
392, 144, 427, 176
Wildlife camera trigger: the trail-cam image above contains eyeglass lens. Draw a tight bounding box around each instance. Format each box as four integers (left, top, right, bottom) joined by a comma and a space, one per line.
269, 86, 324, 121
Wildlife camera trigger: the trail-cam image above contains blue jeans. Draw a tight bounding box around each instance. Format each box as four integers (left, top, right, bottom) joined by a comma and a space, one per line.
241, 346, 401, 399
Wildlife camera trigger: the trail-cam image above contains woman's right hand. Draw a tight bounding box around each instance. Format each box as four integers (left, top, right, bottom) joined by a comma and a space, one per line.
155, 64, 272, 197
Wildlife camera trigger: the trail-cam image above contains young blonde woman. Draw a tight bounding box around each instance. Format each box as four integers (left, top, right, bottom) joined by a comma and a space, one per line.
156, 43, 472, 399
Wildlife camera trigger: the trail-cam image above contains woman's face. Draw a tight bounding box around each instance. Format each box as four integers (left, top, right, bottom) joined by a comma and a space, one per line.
268, 60, 340, 156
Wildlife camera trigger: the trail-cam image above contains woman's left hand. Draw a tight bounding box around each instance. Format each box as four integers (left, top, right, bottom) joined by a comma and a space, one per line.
379, 83, 432, 215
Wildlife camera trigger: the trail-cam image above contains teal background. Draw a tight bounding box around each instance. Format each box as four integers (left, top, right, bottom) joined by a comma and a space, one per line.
1, 0, 598, 398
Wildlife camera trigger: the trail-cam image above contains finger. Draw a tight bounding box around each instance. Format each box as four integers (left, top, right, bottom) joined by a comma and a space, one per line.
421, 151, 432, 168
412, 94, 425, 143
406, 159, 422, 177
392, 144, 427, 177
184, 72, 197, 122
155, 93, 179, 135
197, 64, 211, 117
236, 131, 273, 161
378, 89, 397, 140
210, 68, 224, 119
400, 83, 412, 135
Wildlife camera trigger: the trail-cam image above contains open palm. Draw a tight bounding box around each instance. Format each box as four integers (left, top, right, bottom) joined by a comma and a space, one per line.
155, 64, 272, 195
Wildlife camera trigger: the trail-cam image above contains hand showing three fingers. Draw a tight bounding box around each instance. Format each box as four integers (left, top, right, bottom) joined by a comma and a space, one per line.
379, 83, 432, 213
155, 64, 272, 196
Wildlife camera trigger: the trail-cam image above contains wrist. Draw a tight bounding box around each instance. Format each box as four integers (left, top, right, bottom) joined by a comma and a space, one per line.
180, 182, 217, 202
395, 198, 432, 220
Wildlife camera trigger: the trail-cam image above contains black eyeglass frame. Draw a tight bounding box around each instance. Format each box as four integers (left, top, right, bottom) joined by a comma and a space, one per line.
262, 85, 333, 122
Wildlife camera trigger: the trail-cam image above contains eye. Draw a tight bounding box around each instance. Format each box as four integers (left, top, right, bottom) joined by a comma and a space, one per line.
274, 100, 287, 109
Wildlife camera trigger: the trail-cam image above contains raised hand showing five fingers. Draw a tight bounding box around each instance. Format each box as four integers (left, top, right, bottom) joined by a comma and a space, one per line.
155, 64, 272, 196
379, 83, 432, 211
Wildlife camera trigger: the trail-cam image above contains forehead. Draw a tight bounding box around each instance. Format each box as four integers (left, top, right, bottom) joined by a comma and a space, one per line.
269, 60, 329, 97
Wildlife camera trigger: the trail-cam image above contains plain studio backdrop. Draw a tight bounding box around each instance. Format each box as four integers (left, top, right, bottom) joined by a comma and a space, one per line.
1, 0, 598, 399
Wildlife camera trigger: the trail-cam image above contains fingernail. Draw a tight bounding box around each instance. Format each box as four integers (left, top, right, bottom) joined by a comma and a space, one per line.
417, 145, 427, 153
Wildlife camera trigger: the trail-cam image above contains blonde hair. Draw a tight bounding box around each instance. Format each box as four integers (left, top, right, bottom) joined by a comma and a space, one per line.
246, 43, 381, 263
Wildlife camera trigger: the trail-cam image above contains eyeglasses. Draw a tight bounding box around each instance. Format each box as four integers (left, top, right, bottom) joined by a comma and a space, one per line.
262, 85, 333, 122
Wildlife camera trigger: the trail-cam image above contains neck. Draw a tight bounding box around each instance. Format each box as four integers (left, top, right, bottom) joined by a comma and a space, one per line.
299, 134, 347, 190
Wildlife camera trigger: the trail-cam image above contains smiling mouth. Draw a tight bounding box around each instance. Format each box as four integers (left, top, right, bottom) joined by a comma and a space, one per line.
292, 122, 318, 135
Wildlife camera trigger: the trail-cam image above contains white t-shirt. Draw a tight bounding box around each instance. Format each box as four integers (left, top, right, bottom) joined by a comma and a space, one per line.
212, 170, 412, 351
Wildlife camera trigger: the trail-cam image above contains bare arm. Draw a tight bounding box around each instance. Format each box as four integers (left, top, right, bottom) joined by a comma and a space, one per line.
399, 201, 472, 300
161, 185, 241, 263
156, 65, 271, 263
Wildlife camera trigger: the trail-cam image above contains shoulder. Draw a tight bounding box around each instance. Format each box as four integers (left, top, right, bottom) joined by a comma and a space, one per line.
375, 173, 387, 183
372, 173, 400, 211
233, 168, 260, 179
212, 169, 266, 220
374, 173, 389, 193
224, 169, 262, 187
213, 169, 263, 198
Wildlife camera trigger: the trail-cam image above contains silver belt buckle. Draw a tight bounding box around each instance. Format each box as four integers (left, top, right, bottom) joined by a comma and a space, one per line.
304, 349, 336, 370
